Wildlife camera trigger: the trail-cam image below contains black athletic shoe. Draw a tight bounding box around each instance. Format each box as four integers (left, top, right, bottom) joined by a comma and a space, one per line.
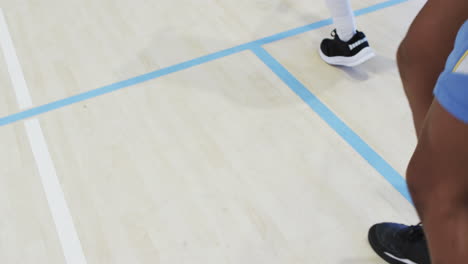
368, 223, 431, 264
319, 29, 374, 67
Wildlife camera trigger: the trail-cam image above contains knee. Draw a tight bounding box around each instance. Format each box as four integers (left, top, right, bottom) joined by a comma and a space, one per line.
396, 38, 413, 84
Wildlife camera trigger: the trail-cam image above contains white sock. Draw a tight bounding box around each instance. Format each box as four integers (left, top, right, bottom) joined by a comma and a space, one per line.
325, 0, 356, 42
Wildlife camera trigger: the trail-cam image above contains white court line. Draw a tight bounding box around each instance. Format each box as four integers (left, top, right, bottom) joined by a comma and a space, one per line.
0, 8, 87, 264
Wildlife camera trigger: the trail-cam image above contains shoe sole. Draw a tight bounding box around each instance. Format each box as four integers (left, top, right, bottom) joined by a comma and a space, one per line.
319, 46, 375, 67
368, 225, 418, 264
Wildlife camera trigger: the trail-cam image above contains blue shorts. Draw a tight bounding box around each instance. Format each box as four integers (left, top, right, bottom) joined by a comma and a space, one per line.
434, 20, 468, 123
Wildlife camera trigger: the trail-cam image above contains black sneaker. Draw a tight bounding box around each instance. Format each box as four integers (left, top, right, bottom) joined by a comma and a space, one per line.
319, 29, 375, 67
368, 223, 431, 264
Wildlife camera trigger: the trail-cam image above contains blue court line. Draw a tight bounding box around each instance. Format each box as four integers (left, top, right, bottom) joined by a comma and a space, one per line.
0, 0, 408, 126
251, 46, 412, 203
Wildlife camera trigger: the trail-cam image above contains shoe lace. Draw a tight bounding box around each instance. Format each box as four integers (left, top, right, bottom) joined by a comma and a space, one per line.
402, 223, 425, 242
